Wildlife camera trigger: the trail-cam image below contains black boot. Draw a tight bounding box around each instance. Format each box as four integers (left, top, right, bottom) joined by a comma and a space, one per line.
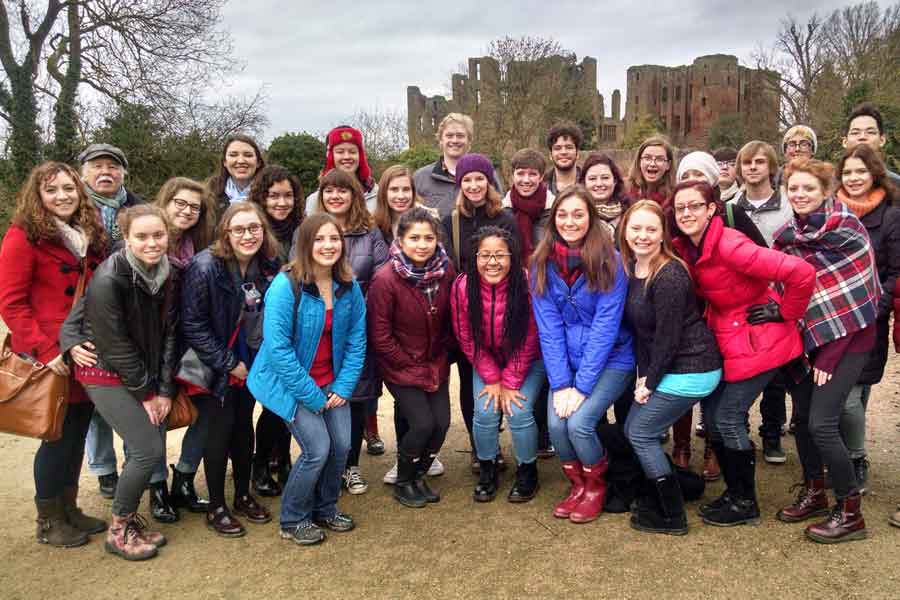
393, 454, 427, 508
251, 457, 282, 497
149, 481, 180, 523
508, 461, 539, 503
473, 459, 498, 502
630, 474, 688, 535
697, 441, 732, 517
170, 464, 209, 513
415, 454, 440, 503
702, 448, 760, 527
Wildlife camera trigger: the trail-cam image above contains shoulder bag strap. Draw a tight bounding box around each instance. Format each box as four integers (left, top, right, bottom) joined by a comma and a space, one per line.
452, 209, 461, 268
73, 259, 88, 303
725, 202, 735, 228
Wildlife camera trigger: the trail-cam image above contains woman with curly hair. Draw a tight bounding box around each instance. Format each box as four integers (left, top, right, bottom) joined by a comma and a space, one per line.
626, 136, 676, 207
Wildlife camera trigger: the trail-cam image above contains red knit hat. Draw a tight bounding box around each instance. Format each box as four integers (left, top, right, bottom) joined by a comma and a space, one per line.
322, 126, 372, 183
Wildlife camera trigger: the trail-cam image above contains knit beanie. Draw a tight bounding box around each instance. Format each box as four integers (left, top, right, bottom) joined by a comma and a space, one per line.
676, 151, 720, 187
782, 125, 818, 154
454, 153, 497, 188
323, 126, 372, 183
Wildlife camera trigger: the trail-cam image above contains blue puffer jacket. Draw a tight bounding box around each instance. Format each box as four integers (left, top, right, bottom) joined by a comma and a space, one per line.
247, 272, 367, 421
530, 258, 634, 395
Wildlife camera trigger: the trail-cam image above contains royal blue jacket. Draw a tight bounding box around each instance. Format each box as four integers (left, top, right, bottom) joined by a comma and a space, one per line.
530, 258, 634, 395
247, 272, 367, 421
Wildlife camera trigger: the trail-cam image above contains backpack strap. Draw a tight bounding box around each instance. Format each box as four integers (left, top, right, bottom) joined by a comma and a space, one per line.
451, 208, 461, 268
725, 202, 735, 228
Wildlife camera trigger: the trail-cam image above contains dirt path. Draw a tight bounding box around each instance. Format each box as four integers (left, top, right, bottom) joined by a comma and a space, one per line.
2, 357, 899, 599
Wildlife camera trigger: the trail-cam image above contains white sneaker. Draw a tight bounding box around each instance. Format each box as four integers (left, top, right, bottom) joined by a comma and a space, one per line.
427, 456, 445, 477
383, 462, 398, 484
344, 466, 368, 495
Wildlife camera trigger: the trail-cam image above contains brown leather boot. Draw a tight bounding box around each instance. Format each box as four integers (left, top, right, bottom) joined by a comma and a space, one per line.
805, 494, 867, 544
61, 486, 107, 534
776, 479, 829, 523
702, 440, 721, 482
672, 412, 692, 469
552, 460, 584, 518
104, 514, 158, 561
34, 497, 88, 548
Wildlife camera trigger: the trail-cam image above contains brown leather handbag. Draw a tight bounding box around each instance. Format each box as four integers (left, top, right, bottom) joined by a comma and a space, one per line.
0, 332, 69, 440
166, 388, 198, 431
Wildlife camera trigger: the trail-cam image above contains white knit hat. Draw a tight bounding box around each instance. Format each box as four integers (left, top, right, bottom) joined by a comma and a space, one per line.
783, 125, 818, 154
676, 151, 720, 187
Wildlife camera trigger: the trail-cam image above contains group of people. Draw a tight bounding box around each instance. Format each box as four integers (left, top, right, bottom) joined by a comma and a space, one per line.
1, 101, 898, 560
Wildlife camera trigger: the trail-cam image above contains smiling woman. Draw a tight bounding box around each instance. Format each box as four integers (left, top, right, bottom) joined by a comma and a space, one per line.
304, 126, 379, 215
207, 134, 267, 221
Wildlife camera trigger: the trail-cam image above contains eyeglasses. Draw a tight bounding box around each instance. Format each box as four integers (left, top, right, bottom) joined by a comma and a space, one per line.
228, 223, 263, 238
716, 160, 736, 169
673, 201, 709, 215
785, 140, 813, 150
641, 155, 669, 165
172, 198, 202, 215
475, 252, 512, 264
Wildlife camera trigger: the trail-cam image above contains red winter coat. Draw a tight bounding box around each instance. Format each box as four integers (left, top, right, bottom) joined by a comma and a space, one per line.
451, 273, 540, 390
366, 262, 456, 392
673, 217, 815, 382
0, 225, 101, 403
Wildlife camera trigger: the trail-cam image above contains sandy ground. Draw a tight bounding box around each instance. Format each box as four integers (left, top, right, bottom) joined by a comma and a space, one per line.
2, 356, 900, 600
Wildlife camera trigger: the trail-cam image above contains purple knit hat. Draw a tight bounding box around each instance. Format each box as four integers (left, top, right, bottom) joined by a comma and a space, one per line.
455, 153, 497, 188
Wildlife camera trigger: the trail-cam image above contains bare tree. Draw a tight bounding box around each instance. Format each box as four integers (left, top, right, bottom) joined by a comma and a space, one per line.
343, 106, 408, 162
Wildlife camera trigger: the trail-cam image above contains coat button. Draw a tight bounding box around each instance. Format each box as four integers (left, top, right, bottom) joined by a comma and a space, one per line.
733, 321, 739, 326
64, 286, 75, 296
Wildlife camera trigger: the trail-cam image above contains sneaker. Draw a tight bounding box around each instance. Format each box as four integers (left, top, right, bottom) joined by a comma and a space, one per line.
763, 438, 786, 464
343, 467, 368, 495
98, 473, 118, 500
853, 457, 869, 495
383, 462, 398, 484
281, 521, 325, 546
314, 512, 355, 532
427, 456, 445, 477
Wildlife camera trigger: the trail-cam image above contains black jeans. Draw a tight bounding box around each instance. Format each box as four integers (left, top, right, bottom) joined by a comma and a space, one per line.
347, 401, 366, 468
254, 407, 290, 468
387, 381, 450, 459
201, 386, 256, 510
758, 377, 788, 441
457, 357, 475, 448
790, 351, 867, 500
33, 401, 93, 499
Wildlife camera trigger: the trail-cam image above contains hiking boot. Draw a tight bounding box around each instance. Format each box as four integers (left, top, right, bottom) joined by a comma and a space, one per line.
777, 479, 829, 523
104, 514, 157, 561
805, 494, 867, 544
281, 521, 325, 546
129, 513, 167, 547
763, 437, 786, 464
61, 486, 106, 534
343, 466, 369, 495
35, 497, 88, 548
508, 461, 540, 503
314, 512, 355, 532
473, 459, 498, 502
170, 465, 210, 513
97, 473, 118, 500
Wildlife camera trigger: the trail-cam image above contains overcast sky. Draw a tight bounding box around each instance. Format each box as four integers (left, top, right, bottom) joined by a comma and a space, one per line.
220, 0, 856, 144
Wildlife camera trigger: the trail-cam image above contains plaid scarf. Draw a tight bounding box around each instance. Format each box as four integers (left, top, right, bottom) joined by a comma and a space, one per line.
552, 238, 583, 286
390, 240, 449, 305
773, 198, 881, 351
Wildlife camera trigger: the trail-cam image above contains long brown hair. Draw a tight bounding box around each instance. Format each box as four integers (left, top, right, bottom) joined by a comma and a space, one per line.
288, 213, 354, 285
619, 200, 688, 290
627, 135, 676, 197
531, 185, 618, 295
153, 177, 215, 250
12, 161, 107, 254
836, 144, 900, 202
373, 165, 424, 239
207, 134, 266, 200
249, 164, 304, 225
317, 168, 373, 234
210, 202, 280, 261
455, 179, 503, 218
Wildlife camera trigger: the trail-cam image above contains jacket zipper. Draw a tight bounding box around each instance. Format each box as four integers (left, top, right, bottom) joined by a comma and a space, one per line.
489, 284, 497, 353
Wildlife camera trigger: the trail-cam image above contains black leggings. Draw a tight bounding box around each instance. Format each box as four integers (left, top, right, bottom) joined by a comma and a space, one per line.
33, 402, 93, 499
348, 401, 366, 468
387, 381, 451, 459
254, 407, 290, 468
790, 351, 867, 500
457, 358, 474, 447
201, 386, 256, 510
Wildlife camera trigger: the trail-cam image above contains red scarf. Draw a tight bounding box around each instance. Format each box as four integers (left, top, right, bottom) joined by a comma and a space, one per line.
552, 239, 583, 286
509, 184, 547, 262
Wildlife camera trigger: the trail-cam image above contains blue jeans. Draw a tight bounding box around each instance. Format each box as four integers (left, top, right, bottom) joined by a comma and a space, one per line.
703, 368, 778, 451
281, 392, 351, 528
547, 368, 632, 465
86, 411, 117, 476
473, 361, 546, 465
625, 391, 700, 478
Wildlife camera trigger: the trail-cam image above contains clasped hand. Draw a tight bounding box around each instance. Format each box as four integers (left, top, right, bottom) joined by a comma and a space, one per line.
478, 383, 527, 416
552, 387, 586, 419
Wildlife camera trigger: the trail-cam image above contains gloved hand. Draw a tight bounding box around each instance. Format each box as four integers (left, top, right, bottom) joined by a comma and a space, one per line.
746, 300, 784, 325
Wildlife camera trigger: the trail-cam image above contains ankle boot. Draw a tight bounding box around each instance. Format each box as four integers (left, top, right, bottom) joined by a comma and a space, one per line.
364, 414, 385, 456
35, 497, 88, 548
61, 486, 106, 534
630, 474, 688, 535
702, 439, 721, 482
508, 461, 540, 503
170, 464, 210, 512
473, 459, 498, 502
570, 458, 609, 523
393, 454, 427, 508
149, 481, 180, 523
805, 493, 867, 544
251, 458, 282, 497
104, 514, 158, 561
702, 448, 760, 526
672, 412, 692, 469
698, 441, 732, 517
776, 478, 829, 523
414, 454, 440, 503
553, 460, 585, 518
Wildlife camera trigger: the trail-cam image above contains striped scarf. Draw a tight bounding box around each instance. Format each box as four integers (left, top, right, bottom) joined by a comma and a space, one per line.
552, 238, 583, 286
773, 198, 881, 351
389, 240, 449, 305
